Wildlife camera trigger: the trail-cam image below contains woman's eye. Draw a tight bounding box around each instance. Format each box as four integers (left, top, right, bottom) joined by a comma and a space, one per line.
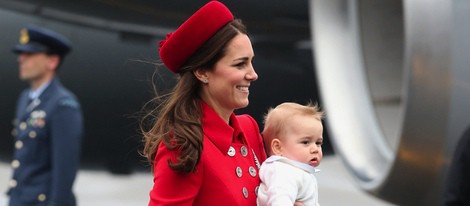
234, 62, 246, 68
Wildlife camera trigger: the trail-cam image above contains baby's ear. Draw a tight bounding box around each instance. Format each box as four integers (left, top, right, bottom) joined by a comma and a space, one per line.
271, 139, 282, 155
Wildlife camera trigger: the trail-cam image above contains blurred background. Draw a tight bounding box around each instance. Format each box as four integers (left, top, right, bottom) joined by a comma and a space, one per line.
2, 0, 469, 205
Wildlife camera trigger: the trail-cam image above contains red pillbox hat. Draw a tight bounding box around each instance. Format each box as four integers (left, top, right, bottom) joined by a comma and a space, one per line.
159, 1, 234, 73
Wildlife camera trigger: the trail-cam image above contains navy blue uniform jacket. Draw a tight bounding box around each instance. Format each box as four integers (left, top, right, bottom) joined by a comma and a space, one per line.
8, 77, 83, 206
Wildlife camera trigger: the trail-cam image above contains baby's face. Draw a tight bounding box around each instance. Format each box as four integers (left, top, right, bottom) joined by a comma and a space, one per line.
278, 115, 323, 167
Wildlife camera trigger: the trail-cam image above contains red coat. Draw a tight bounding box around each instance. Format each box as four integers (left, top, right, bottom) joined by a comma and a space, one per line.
149, 102, 267, 206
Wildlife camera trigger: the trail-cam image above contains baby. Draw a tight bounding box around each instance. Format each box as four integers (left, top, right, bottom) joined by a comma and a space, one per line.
257, 102, 324, 206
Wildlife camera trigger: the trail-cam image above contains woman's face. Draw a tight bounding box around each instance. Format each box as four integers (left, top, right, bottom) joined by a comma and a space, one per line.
199, 33, 257, 118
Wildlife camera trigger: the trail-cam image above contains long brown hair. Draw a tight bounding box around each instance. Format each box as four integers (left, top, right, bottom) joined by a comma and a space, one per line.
142, 19, 248, 173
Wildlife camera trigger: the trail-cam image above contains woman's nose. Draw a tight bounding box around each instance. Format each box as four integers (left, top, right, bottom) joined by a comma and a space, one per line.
246, 65, 258, 81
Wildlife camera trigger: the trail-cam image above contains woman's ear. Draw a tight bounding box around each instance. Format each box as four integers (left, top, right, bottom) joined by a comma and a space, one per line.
193, 68, 209, 82
271, 138, 282, 155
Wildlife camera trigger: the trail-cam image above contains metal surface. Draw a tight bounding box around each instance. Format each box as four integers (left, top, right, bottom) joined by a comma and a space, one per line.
310, 0, 470, 205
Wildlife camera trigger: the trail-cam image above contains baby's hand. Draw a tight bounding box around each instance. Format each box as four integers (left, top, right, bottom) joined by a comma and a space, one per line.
294, 202, 304, 206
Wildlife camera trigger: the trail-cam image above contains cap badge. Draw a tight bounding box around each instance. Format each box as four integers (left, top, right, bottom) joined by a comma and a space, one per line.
19, 28, 29, 45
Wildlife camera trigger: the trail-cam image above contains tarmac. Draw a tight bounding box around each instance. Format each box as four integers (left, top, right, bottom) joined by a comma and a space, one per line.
0, 155, 395, 206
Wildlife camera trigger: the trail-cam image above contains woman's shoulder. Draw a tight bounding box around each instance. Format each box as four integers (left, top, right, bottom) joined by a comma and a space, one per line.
235, 114, 260, 135
235, 114, 257, 125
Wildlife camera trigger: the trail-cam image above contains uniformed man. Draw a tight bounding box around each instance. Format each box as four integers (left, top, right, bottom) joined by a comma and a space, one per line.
7, 25, 83, 206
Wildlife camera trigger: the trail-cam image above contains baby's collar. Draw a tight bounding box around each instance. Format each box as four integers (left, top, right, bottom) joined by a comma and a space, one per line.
265, 155, 320, 174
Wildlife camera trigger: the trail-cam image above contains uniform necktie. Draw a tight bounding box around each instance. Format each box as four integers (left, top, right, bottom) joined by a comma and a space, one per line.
26, 98, 40, 112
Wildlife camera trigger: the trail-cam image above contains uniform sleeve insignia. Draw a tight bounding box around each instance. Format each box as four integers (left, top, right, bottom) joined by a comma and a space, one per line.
59, 98, 79, 109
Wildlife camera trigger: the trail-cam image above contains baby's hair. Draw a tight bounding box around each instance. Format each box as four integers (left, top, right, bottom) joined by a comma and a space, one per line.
262, 102, 324, 154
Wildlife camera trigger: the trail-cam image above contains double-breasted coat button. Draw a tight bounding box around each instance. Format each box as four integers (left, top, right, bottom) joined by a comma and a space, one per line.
15, 140, 23, 149
242, 187, 248, 198
227, 146, 236, 157
19, 122, 27, 130
38, 194, 46, 202
11, 160, 20, 169
9, 179, 17, 188
236, 166, 243, 178
255, 186, 259, 196
29, 131, 37, 138
249, 166, 257, 177
11, 129, 17, 136
240, 146, 248, 157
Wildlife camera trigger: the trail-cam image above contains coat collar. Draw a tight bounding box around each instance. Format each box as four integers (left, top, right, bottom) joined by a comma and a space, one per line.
201, 101, 245, 155
24, 78, 60, 112
37, 77, 60, 101
29, 79, 51, 99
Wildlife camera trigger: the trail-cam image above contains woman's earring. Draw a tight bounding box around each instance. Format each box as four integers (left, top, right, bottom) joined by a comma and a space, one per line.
202, 79, 208, 83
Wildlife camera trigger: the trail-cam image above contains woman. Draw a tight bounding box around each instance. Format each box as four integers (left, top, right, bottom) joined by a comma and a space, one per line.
141, 1, 267, 205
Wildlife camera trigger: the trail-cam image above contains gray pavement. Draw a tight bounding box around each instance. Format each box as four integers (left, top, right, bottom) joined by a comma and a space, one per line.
0, 155, 395, 206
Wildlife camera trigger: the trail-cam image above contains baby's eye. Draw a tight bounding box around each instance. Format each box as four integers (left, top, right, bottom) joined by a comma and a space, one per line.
300, 140, 310, 145
316, 141, 323, 146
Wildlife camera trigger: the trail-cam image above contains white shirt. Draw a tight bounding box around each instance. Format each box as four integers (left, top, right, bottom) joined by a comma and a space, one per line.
29, 80, 51, 99
257, 155, 320, 206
